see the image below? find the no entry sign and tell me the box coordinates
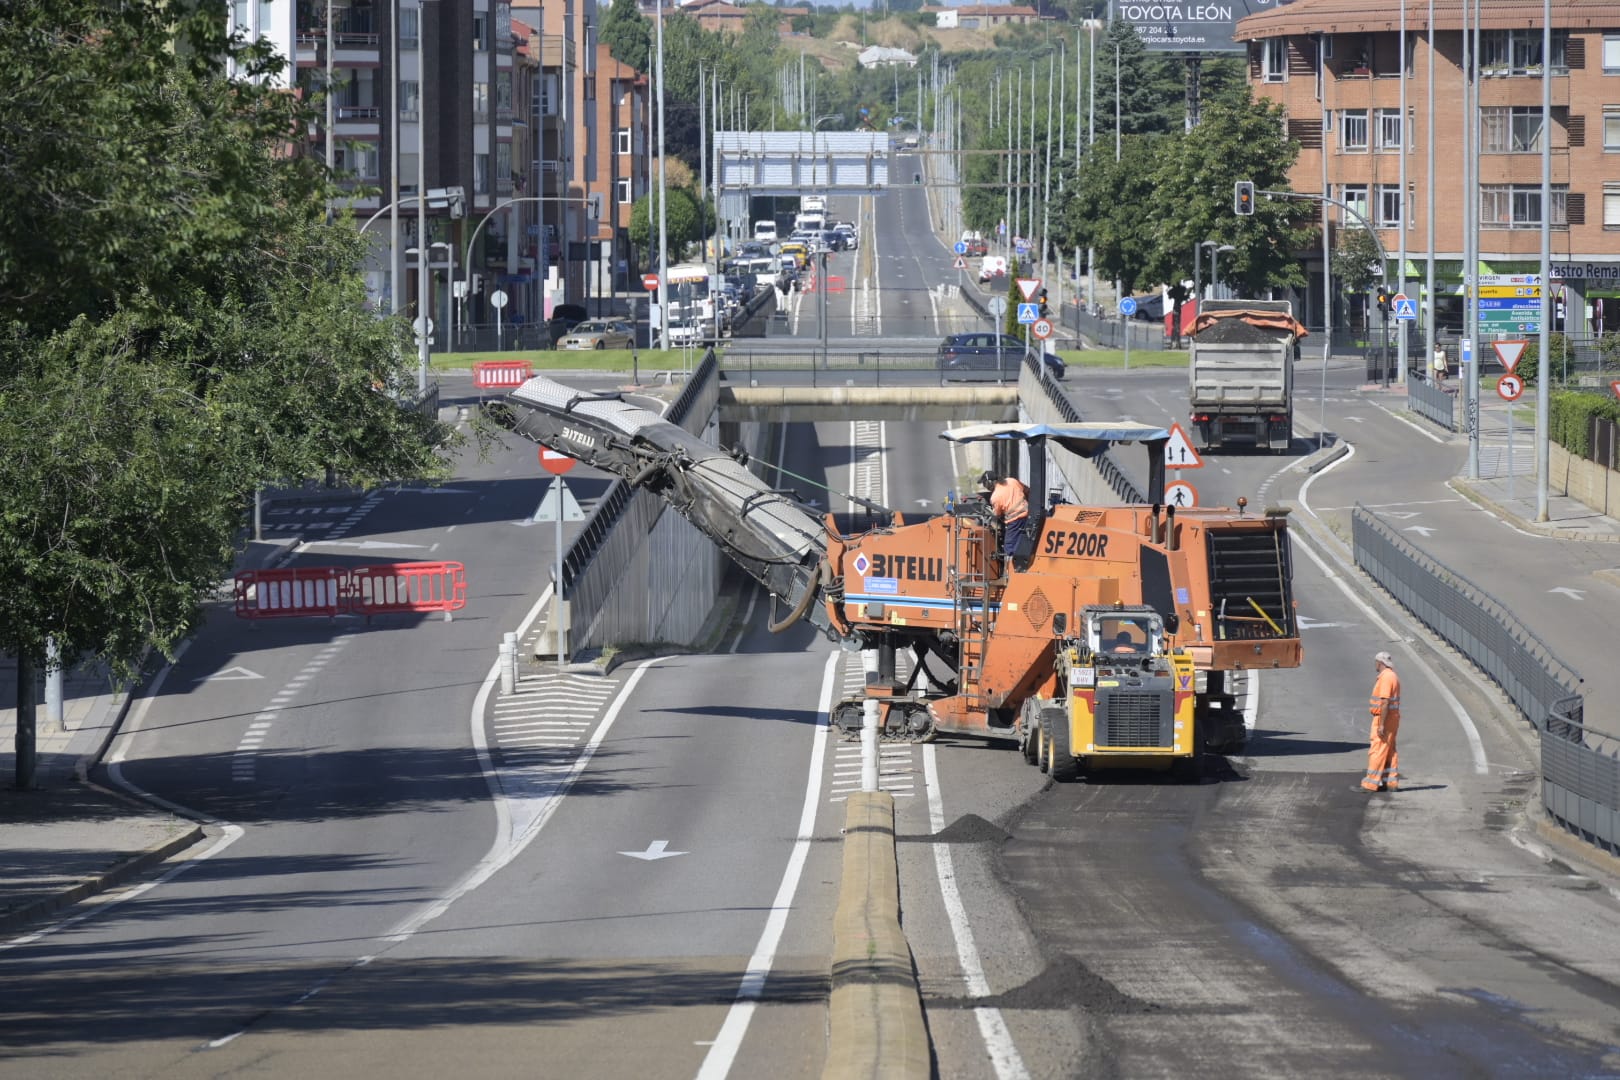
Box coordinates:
[539,447,577,475]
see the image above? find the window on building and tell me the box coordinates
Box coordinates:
[537,75,557,116]
[1342,184,1369,225]
[473,81,489,122]
[473,13,489,51]
[496,71,513,120]
[1606,106,1620,150]
[1377,184,1403,228]
[1340,110,1369,151]
[616,127,632,155]
[399,152,419,193]
[1480,106,1544,152]
[1606,35,1620,73]
[1264,38,1287,82]
[474,153,490,196]
[1480,183,1570,227]
[495,143,511,183]
[400,7,419,48]
[1605,183,1620,228]
[1376,108,1404,150]
[1481,29,1568,75]
[334,143,379,180]
[616,177,632,204]
[399,80,419,122]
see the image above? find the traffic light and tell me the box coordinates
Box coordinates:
[1234,180,1255,216]
[1376,288,1391,313]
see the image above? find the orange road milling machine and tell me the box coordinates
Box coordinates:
[503,376,1301,781]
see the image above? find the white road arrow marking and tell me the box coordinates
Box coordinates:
[1343,416,1365,423]
[619,840,688,861]
[302,540,429,551]
[1296,616,1345,630]
[1381,511,1422,520]
[1549,587,1586,601]
[1404,525,1436,537]
[916,499,932,508]
[194,667,263,682]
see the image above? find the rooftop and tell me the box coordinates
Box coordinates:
[1238,0,1618,39]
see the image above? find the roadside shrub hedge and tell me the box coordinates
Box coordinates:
[1550,390,1620,459]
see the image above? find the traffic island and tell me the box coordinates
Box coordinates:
[823,791,930,1080]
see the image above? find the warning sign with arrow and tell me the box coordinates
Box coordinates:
[1164,480,1199,508]
[1163,423,1205,469]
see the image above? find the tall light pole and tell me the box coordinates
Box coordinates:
[1536,0,1551,518]
[1424,0,1435,380]
[1202,242,1234,300]
[416,1,433,392]
[655,0,669,350]
[390,0,400,315]
[1397,0,1408,387]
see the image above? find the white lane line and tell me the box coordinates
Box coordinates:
[923,744,1030,1079]
[1298,439,1356,518]
[1289,527,1488,774]
[695,651,838,1080]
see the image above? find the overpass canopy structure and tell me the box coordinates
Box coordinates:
[714,131,890,195]
[941,421,1171,459]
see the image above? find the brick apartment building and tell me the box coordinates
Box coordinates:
[231,0,648,334]
[1238,0,1620,339]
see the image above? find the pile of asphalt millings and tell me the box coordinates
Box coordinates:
[1194,316,1291,345]
[934,955,1160,1015]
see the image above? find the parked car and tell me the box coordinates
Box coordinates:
[936,332,1065,381]
[559,318,635,350]
[545,303,589,348]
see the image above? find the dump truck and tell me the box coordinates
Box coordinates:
[501,379,1302,779]
[1187,300,1308,453]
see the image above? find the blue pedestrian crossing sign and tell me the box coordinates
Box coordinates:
[1393,294,1417,320]
[1016,302,1040,324]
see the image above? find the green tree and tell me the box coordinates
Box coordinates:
[0,0,463,735]
[1332,227,1386,297]
[629,187,705,261]
[600,0,652,72]
[1055,135,1167,296]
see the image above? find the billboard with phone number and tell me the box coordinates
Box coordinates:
[1112,0,1279,53]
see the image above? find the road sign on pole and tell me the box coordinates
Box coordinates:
[987,296,1008,317]
[1031,318,1054,340]
[1492,340,1528,372]
[539,447,577,475]
[1164,480,1199,508]
[1164,423,1205,469]
[641,273,660,292]
[1393,295,1417,321]
[954,241,968,256]
[1016,278,1042,302]
[1016,302,1040,325]
[953,255,967,270]
[1497,373,1525,402]
[1118,297,1138,317]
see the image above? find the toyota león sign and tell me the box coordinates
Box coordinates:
[1113,0,1276,53]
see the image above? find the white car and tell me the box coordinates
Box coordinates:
[753,220,777,243]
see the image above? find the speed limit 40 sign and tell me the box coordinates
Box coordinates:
[1030,318,1054,340]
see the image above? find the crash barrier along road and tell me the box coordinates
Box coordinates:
[233,562,468,621]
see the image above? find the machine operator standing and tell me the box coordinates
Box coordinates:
[1362,650,1402,792]
[979,471,1030,557]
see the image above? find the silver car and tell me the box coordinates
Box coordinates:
[559,319,635,350]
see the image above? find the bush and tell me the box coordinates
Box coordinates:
[1549,390,1620,459]
[1516,332,1573,384]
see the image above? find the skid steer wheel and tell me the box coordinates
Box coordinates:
[1041,708,1080,783]
[1019,700,1042,765]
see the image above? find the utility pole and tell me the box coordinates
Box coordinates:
[1043,51,1054,291]
[656,0,669,350]
[1424,0,1436,379]
[1396,0,1408,387]
[1537,0,1551,519]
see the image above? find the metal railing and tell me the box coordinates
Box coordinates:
[1352,505,1615,855]
[719,349,960,386]
[1021,354,1145,503]
[1061,302,1168,352]
[1406,370,1457,432]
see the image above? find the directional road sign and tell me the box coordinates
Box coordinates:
[954,241,968,255]
[1163,423,1204,469]
[1393,295,1417,321]
[953,255,967,270]
[1164,480,1199,508]
[1031,318,1054,340]
[1119,297,1138,317]
[1016,278,1042,302]
[1496,373,1525,402]
[1492,339,1527,372]
[987,296,1008,316]
[540,447,577,475]
[642,273,660,292]
[1016,302,1040,325]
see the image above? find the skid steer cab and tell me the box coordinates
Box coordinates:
[1019,604,1202,783]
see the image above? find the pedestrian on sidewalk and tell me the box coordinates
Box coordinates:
[1432,344,1448,389]
[1362,650,1402,792]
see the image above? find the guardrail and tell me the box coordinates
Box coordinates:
[1061,301,1168,352]
[1019,354,1147,505]
[1406,370,1458,432]
[1351,506,1614,856]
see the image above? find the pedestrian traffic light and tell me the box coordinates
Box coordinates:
[1233,180,1255,216]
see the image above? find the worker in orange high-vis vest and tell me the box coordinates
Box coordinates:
[989,474,1030,556]
[1362,650,1401,792]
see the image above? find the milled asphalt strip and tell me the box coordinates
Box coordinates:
[1293,443,1489,774]
[695,650,839,1080]
[923,745,1030,1079]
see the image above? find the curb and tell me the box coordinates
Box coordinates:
[823,792,930,1080]
[0,821,205,937]
[1448,478,1620,544]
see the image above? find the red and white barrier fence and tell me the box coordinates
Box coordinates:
[234,562,467,620]
[473,360,534,389]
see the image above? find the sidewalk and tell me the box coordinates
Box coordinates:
[0,536,297,936]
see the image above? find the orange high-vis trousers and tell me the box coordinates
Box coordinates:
[1362,716,1401,791]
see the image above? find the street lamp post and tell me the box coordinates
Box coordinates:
[1200,241,1234,300]
[461,194,591,344]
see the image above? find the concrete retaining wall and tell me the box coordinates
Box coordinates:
[1551,442,1620,517]
[1017,364,1138,504]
